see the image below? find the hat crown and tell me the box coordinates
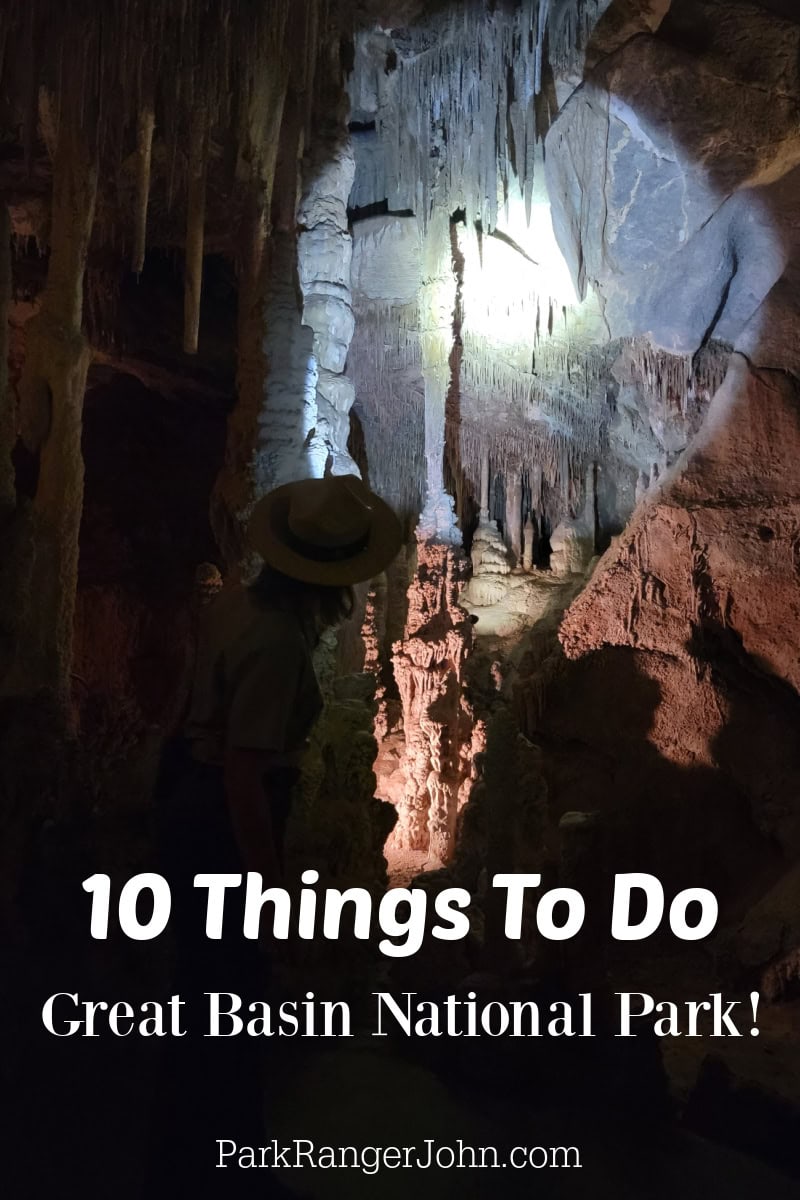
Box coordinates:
[287,475,372,550]
[246,471,402,585]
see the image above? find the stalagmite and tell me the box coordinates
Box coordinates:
[549,464,596,578]
[361,580,389,742]
[183,106,207,355]
[636,470,649,504]
[391,543,474,863]
[131,105,155,275]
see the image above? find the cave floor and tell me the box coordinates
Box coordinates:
[267,1037,798,1200]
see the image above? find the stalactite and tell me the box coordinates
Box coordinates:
[381,4,536,228]
[131,103,155,275]
[6,93,98,701]
[535,0,550,95]
[183,105,207,355]
[3,0,299,343]
[0,205,13,514]
[208,0,346,572]
[0,0,310,695]
[616,336,732,469]
[210,7,292,566]
[376,0,603,232]
[620,336,730,412]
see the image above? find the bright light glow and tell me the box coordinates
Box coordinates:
[460,193,581,347]
[495,195,580,308]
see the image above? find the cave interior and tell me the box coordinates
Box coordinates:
[2,0,800,1196]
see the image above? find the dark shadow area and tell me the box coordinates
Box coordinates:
[5,634,800,1198]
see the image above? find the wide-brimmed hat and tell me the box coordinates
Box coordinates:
[247,474,403,586]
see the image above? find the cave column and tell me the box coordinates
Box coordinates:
[390,214,474,867]
[479,450,490,521]
[523,514,535,571]
[297,37,358,479]
[504,465,523,566]
[212,6,359,572]
[418,213,459,543]
[3,102,98,700]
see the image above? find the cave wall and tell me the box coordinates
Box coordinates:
[532,2,800,935]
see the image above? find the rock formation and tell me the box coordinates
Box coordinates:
[389,540,474,868]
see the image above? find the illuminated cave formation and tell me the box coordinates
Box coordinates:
[3,2,800,1177]
[344,5,739,871]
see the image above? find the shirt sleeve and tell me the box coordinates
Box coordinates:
[224,631,305,754]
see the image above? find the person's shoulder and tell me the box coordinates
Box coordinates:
[242,594,309,660]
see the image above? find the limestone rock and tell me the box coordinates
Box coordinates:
[735,864,800,999]
[545,6,800,351]
[349,128,387,212]
[551,0,672,108]
[559,353,800,856]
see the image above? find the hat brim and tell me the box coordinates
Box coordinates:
[247,481,404,586]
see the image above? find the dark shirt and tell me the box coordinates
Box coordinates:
[185,585,323,765]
